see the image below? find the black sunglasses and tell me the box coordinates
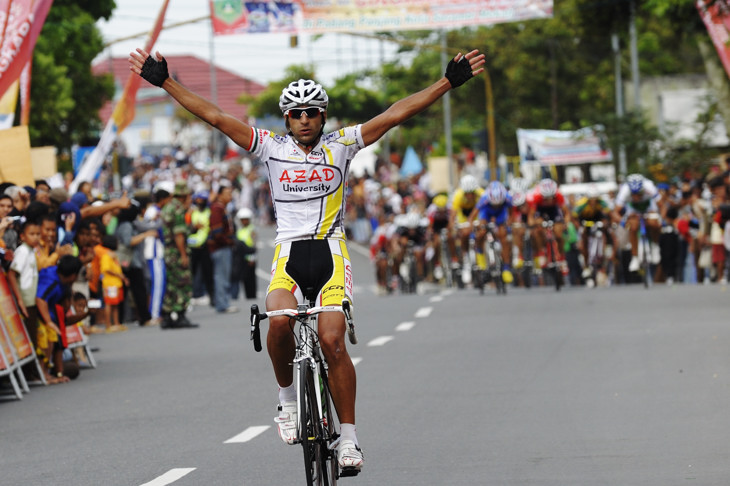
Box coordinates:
[287,107,323,119]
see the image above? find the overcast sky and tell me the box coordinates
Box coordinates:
[94,0,400,87]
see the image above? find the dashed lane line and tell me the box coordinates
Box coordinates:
[351,357,362,366]
[395,321,416,332]
[224,425,271,444]
[429,295,443,303]
[367,336,394,347]
[139,468,196,486]
[414,306,433,318]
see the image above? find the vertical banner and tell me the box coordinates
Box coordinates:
[0,78,17,129]
[70,0,170,193]
[0,0,55,100]
[697,0,730,80]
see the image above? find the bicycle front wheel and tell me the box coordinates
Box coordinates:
[299,363,316,486]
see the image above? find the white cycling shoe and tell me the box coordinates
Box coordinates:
[275,401,298,445]
[334,439,364,474]
[628,256,640,272]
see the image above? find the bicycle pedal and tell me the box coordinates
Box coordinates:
[339,467,361,477]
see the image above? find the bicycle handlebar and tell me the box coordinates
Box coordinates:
[250,300,357,352]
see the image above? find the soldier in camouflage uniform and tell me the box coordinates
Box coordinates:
[160,181,198,329]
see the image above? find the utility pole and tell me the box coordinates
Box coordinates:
[612,33,628,178]
[209,21,219,164]
[441,31,455,192]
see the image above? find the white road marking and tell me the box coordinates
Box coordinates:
[429,295,443,303]
[367,336,394,347]
[256,268,271,282]
[347,242,371,258]
[351,357,362,366]
[224,425,271,444]
[139,468,196,486]
[396,321,416,332]
[414,306,433,318]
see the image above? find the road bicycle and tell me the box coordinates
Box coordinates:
[542,220,564,291]
[637,215,657,289]
[250,298,358,485]
[582,220,605,288]
[517,223,534,288]
[483,222,506,295]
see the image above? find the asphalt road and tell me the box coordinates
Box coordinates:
[2,228,729,485]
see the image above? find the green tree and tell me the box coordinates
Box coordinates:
[29,0,116,159]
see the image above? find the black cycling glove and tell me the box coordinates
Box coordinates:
[140,55,169,87]
[445,56,473,89]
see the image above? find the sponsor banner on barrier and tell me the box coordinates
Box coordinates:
[0,320,14,371]
[0,271,33,360]
[65,323,84,347]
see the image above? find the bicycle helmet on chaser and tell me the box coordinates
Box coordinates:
[537,178,558,198]
[432,194,449,209]
[510,190,526,206]
[486,181,507,205]
[626,173,644,194]
[460,174,480,193]
[279,79,329,114]
[510,177,530,193]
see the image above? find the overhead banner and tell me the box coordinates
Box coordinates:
[697,0,730,80]
[210,0,553,35]
[0,0,55,100]
[516,126,612,166]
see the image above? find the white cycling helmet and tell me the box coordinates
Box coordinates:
[236,207,254,220]
[510,177,529,193]
[486,181,507,205]
[511,190,526,206]
[585,184,601,199]
[279,79,329,113]
[538,178,558,198]
[460,174,480,193]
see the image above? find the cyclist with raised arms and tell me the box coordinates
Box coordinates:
[449,174,484,274]
[469,181,514,282]
[612,173,662,273]
[129,46,485,474]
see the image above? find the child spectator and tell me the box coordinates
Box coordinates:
[87,218,107,329]
[36,213,73,270]
[8,219,41,379]
[35,255,83,384]
[100,234,129,333]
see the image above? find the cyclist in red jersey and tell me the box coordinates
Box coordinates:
[528,178,570,264]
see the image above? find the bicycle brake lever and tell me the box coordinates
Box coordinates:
[341,300,358,345]
[250,304,262,352]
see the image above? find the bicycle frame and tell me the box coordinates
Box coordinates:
[250,300,357,485]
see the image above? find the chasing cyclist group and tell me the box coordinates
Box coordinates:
[367,168,730,293]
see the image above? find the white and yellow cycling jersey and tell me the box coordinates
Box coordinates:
[247,125,364,244]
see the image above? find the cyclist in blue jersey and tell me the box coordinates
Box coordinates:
[130,46,485,474]
[470,181,513,282]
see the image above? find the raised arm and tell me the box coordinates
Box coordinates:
[129,48,255,150]
[361,49,485,147]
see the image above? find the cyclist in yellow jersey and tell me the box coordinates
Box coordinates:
[449,174,484,268]
[130,46,485,474]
